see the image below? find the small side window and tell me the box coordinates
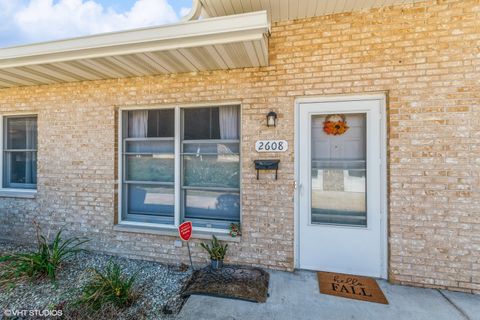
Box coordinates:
[3,116,38,189]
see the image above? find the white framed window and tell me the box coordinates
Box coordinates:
[119,105,241,230]
[0,115,38,190]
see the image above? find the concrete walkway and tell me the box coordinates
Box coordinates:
[177,270,480,320]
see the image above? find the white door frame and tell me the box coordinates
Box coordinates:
[294,93,388,279]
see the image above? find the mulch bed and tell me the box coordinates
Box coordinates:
[0,240,192,320]
[182,265,270,303]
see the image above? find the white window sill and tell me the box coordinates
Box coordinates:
[113,223,241,242]
[0,189,37,199]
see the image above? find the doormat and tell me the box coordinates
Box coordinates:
[317,271,388,304]
[182,265,269,303]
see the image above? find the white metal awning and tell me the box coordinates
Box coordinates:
[0,11,269,88]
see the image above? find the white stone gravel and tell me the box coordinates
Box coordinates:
[0,240,192,319]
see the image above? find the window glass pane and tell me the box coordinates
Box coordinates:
[6,117,37,150]
[183,155,240,188]
[147,109,174,137]
[311,113,367,227]
[184,190,240,223]
[208,107,219,139]
[183,142,239,154]
[183,107,220,140]
[4,151,37,187]
[126,155,174,182]
[126,140,174,153]
[123,109,176,225]
[126,184,174,224]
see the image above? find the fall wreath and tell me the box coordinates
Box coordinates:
[323,114,349,136]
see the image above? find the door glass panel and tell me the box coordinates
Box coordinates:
[311,113,367,227]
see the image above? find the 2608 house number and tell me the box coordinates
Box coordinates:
[255,140,288,152]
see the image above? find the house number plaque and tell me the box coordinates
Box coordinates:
[255,140,288,152]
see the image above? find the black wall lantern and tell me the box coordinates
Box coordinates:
[266,111,277,127]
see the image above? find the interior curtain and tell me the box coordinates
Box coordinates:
[219,106,238,140]
[128,110,148,138]
[128,110,149,154]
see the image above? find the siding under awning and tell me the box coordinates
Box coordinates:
[0,11,269,89]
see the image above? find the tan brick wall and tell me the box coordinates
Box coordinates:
[0,0,479,293]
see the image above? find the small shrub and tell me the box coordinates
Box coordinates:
[77,261,139,311]
[200,235,228,260]
[229,223,242,237]
[0,227,88,285]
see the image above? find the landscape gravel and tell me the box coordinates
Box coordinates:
[0,240,192,319]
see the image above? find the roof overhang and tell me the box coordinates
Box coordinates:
[0,10,270,88]
[199,0,427,22]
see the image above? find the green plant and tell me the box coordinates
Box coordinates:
[200,235,228,260]
[229,223,242,237]
[77,261,139,310]
[0,225,88,285]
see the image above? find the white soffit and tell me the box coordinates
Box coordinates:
[200,0,427,22]
[0,11,270,88]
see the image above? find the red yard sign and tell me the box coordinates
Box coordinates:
[178,221,194,270]
[178,221,192,241]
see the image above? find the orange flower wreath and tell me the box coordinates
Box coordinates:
[323,114,349,136]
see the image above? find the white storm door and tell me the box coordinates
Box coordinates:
[297,97,385,278]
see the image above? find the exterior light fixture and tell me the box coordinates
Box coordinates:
[267,111,277,127]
